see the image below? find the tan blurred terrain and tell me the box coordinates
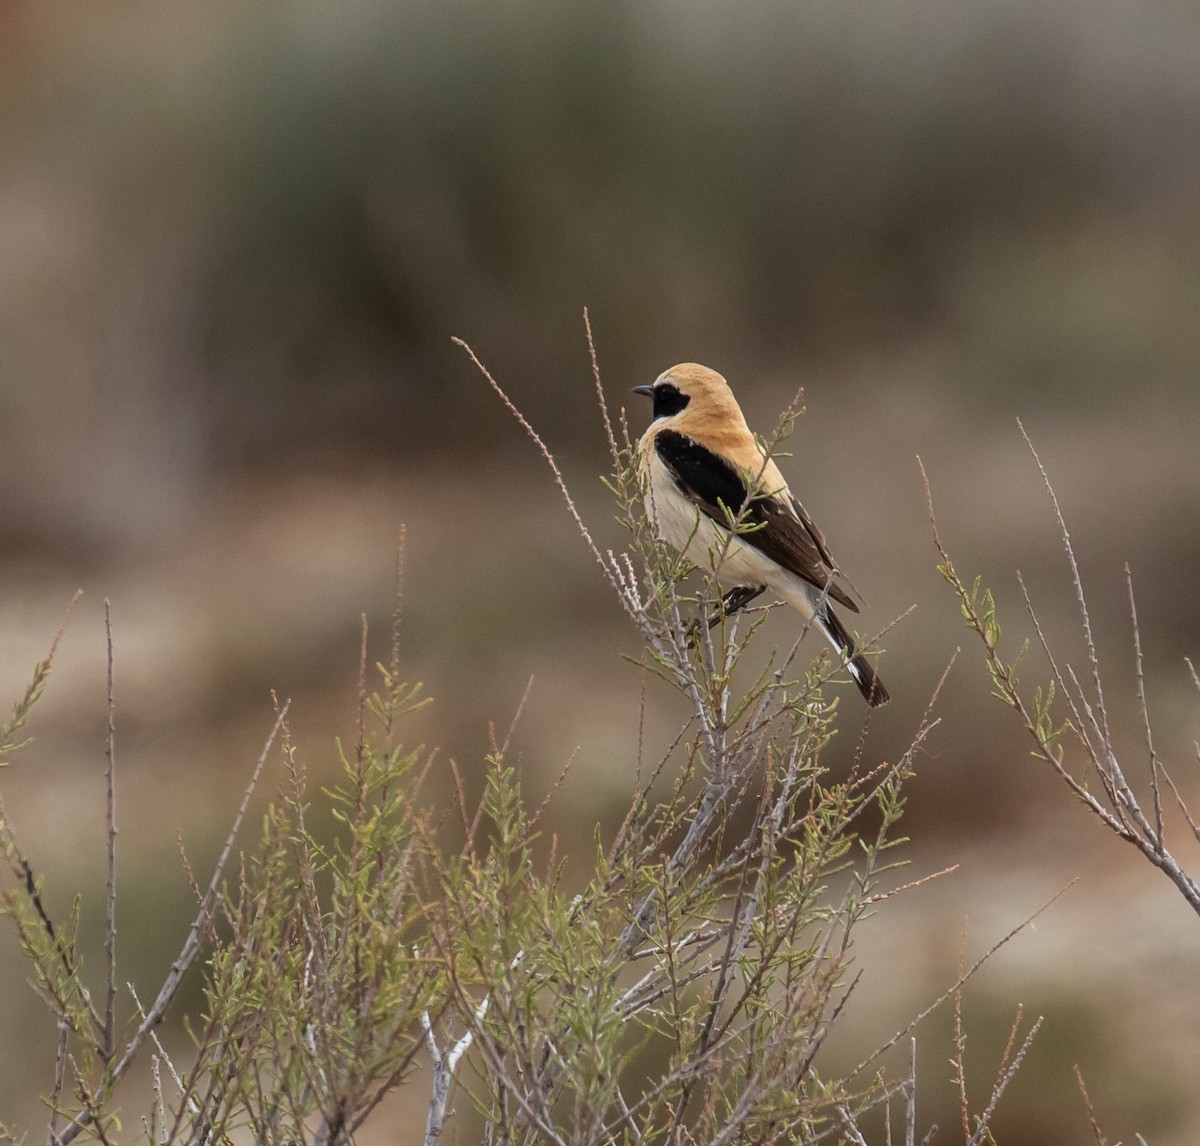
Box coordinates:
[2,2,1200,1142]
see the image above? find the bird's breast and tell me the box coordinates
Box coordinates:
[644,453,771,587]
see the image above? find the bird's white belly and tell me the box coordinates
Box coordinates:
[646,464,770,588]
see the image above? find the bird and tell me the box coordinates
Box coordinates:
[632,363,889,707]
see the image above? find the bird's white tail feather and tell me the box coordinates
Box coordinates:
[773,578,889,707]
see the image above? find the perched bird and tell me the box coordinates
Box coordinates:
[633,363,889,707]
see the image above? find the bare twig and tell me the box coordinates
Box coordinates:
[583,308,622,473]
[454,336,628,612]
[391,525,407,683]
[1074,1065,1108,1146]
[1126,566,1164,849]
[496,675,536,762]
[1018,419,1113,757]
[47,1020,69,1146]
[952,930,970,1139]
[851,882,1074,1080]
[964,1017,1041,1142]
[102,602,118,1061]
[356,612,370,762]
[834,1105,870,1146]
[906,1038,918,1146]
[54,703,289,1146]
[421,1008,480,1146]
[127,982,197,1115]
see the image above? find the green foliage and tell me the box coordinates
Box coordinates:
[937,561,1046,722]
[930,436,1200,929]
[0,620,127,1142]
[0,663,46,767]
[188,678,441,1142]
[417,693,913,1144]
[937,548,1076,779]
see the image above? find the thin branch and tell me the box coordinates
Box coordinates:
[1074,1065,1108,1146]
[54,703,289,1146]
[422,1008,481,1146]
[965,1015,1042,1146]
[102,602,118,1061]
[47,1020,69,1146]
[391,524,407,683]
[866,865,959,906]
[127,982,197,1116]
[1016,573,1108,796]
[0,798,105,1037]
[583,308,622,473]
[906,1038,917,1146]
[952,929,970,1140]
[850,881,1075,1080]
[834,1106,869,1146]
[1126,565,1164,849]
[0,590,81,764]
[497,675,535,762]
[1018,429,1154,845]
[356,611,370,763]
[454,336,628,612]
[1018,419,1113,760]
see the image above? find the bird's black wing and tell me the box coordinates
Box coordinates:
[654,429,858,612]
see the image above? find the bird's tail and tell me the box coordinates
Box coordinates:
[817,604,890,708]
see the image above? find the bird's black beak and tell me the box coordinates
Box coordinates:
[631,384,655,398]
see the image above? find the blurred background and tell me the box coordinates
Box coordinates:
[2,0,1199,1140]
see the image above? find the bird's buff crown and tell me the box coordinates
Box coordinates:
[652,363,750,441]
[657,363,734,403]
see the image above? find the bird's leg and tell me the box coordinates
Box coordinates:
[683,585,769,649]
[685,584,768,646]
[707,584,766,629]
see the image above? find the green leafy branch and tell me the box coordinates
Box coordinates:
[921,429,1200,919]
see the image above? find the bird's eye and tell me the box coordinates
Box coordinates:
[652,382,689,419]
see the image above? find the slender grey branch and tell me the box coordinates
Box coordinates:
[835,1106,869,1146]
[53,703,288,1146]
[102,601,118,1061]
[1020,426,1162,851]
[455,336,631,617]
[46,1020,69,1146]
[583,307,622,477]
[850,883,1074,1081]
[906,1038,917,1146]
[1019,419,1114,759]
[1126,566,1164,849]
[128,982,197,1116]
[421,1006,482,1146]
[965,1016,1043,1146]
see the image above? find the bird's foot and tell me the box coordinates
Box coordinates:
[705,584,767,629]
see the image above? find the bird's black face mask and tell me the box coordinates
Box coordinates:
[633,381,690,419]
